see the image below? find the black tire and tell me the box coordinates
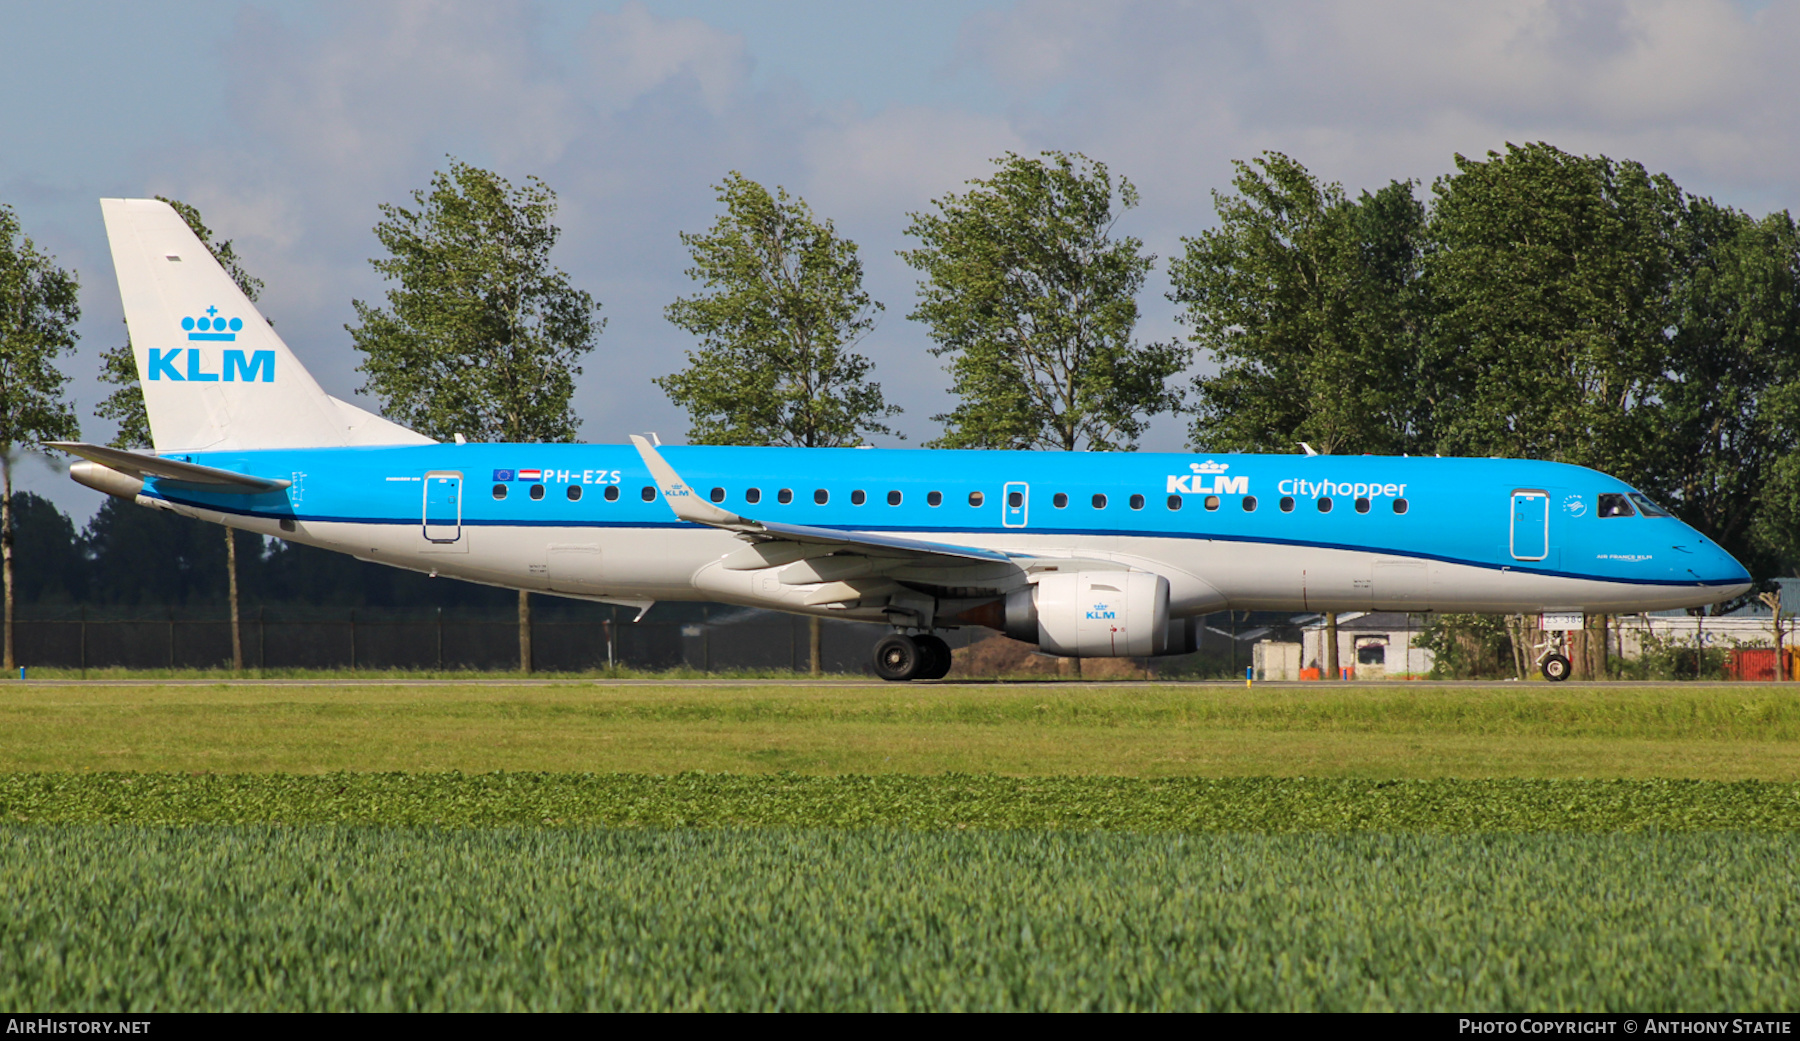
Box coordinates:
[915,634,953,680]
[873,634,922,682]
[1541,654,1572,682]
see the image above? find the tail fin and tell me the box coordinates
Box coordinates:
[100,198,432,451]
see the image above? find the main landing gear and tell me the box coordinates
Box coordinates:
[873,632,953,682]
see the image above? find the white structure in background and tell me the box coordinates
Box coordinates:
[1299,612,1437,678]
[1612,613,1780,655]
[1253,640,1302,680]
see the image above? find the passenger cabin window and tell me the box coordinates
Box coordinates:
[1354,497,1371,514]
[1317,497,1333,513]
[1204,495,1220,511]
[1167,495,1183,510]
[567,485,582,502]
[969,491,985,507]
[887,490,902,506]
[1280,496,1295,513]
[927,491,942,507]
[710,487,725,503]
[1243,496,1258,512]
[1053,493,1069,509]
[530,484,545,501]
[1007,491,1022,509]
[605,485,620,502]
[1129,494,1145,510]
[1092,493,1108,509]
[814,489,829,505]
[852,490,866,505]
[744,487,761,505]
[1597,493,1636,518]
[492,484,508,500]
[778,488,794,504]
[1629,492,1671,517]
[641,486,656,502]
[1392,498,1408,514]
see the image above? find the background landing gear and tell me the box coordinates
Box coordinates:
[872,632,953,681]
[1541,654,1571,682]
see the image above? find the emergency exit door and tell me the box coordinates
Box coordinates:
[1003,482,1029,528]
[424,471,463,543]
[1510,489,1548,561]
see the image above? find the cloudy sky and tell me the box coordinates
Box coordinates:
[3,0,1797,521]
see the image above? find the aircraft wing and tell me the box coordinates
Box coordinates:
[47,442,292,494]
[629,435,1014,567]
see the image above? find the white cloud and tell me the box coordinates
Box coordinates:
[958,0,1800,213]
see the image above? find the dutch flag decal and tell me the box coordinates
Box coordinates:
[518,469,543,482]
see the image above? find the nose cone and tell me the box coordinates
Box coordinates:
[1700,544,1753,602]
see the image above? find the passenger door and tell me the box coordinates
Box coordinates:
[1510,489,1548,561]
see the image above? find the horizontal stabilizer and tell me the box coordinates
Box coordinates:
[47,442,291,494]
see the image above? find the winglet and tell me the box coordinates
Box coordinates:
[629,435,758,530]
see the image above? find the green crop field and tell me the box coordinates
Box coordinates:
[4,826,1798,1011]
[3,680,1798,1011]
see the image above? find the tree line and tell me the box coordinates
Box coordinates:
[2,141,1797,657]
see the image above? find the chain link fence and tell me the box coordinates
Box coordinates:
[9,605,994,674]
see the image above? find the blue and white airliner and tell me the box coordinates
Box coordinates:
[57,199,1753,681]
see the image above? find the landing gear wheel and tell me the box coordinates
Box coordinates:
[874,634,923,681]
[1541,654,1572,682]
[915,634,953,680]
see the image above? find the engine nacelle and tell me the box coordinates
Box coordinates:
[1027,571,1171,657]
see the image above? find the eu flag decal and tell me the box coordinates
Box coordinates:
[492,469,515,482]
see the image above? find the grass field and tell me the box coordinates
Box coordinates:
[4,679,1800,778]
[5,679,1799,1011]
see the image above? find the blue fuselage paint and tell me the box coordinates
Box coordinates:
[143,444,1752,593]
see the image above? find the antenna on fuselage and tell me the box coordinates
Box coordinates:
[1299,442,1319,457]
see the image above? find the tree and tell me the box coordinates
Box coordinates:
[1649,202,1800,581]
[1422,143,1682,473]
[1170,152,1429,455]
[96,196,266,670]
[657,172,899,448]
[659,172,901,675]
[0,203,80,669]
[349,158,603,672]
[901,151,1186,451]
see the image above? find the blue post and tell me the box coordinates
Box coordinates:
[1245,665,1253,688]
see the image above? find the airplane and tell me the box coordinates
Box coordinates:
[54,198,1755,682]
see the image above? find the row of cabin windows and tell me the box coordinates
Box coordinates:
[492,483,627,502]
[490,482,1411,516]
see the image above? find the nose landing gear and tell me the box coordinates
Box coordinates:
[872,632,954,681]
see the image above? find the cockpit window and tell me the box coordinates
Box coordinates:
[1597,493,1636,518]
[1628,492,1671,518]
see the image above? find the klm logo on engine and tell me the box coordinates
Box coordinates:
[1086,602,1116,621]
[147,348,275,382]
[1167,460,1247,495]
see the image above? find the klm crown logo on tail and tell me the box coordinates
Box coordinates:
[182,305,243,341]
[150,306,274,382]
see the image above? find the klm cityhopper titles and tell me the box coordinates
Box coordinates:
[58,199,1752,681]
